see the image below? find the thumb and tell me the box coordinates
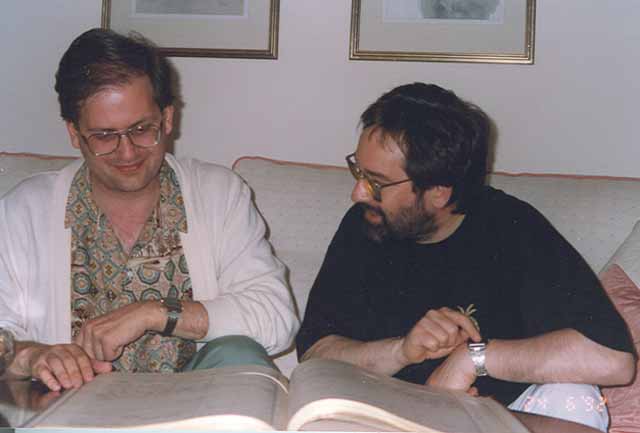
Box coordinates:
[467,386,479,397]
[91,359,113,374]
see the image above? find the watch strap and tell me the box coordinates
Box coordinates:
[468,340,488,377]
[160,297,182,337]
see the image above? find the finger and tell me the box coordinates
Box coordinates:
[99,332,125,362]
[104,344,124,362]
[417,316,451,347]
[35,367,62,392]
[410,327,443,353]
[93,335,105,362]
[440,309,482,342]
[67,344,96,382]
[55,350,86,388]
[91,359,113,374]
[452,330,471,347]
[84,322,105,361]
[467,386,479,397]
[43,356,74,389]
[422,310,464,347]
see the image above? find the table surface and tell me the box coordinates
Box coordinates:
[0,379,602,432]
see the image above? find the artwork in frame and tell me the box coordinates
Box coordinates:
[101,0,280,59]
[350,0,536,64]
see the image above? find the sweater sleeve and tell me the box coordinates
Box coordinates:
[0,192,28,341]
[0,178,49,342]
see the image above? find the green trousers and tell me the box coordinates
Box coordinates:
[181,335,277,371]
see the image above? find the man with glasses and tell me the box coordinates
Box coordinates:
[296,83,634,431]
[0,28,298,391]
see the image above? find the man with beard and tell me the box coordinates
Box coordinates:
[295,83,635,431]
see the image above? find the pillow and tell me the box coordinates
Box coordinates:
[602,221,640,283]
[599,259,640,432]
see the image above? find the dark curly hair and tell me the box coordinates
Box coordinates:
[55,28,174,124]
[360,82,490,213]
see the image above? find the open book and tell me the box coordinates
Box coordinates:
[25,358,529,432]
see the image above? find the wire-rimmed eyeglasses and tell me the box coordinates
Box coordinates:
[345,152,412,202]
[78,119,163,157]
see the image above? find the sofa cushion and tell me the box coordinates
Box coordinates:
[0,152,76,198]
[599,222,640,433]
[232,157,354,316]
[232,157,354,376]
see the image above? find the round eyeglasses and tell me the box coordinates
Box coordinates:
[345,152,412,202]
[78,120,163,157]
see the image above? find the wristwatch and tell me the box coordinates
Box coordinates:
[160,297,182,337]
[468,340,488,377]
[0,328,16,377]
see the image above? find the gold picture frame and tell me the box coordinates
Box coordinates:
[350,0,536,64]
[101,0,280,59]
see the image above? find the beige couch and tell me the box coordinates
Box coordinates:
[2,152,640,431]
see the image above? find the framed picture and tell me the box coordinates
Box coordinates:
[350,0,536,64]
[101,0,280,59]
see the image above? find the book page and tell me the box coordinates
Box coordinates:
[286,359,530,433]
[25,365,290,430]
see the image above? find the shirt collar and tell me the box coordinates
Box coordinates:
[64,161,188,233]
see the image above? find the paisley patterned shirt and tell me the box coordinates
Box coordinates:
[65,162,196,372]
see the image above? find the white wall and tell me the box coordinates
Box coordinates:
[2,1,639,177]
[1,1,101,157]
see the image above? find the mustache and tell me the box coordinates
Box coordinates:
[359,203,384,217]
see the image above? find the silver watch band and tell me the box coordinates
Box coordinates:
[468,341,488,377]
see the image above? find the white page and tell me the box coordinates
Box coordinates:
[286,359,529,433]
[26,365,289,430]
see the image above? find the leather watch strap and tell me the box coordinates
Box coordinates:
[160,297,182,337]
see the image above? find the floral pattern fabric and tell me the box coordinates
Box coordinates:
[65,162,195,372]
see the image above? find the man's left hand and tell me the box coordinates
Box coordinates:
[425,343,477,392]
[74,301,160,361]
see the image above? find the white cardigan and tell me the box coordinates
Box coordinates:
[0,155,299,355]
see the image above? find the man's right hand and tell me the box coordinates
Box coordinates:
[10,341,112,391]
[299,307,482,377]
[398,307,482,365]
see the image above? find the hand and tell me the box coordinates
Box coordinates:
[12,342,112,392]
[74,301,160,362]
[399,307,481,365]
[425,343,477,392]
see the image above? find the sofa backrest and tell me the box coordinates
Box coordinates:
[0,152,76,197]
[234,157,640,308]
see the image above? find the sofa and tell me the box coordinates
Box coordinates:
[1,151,640,432]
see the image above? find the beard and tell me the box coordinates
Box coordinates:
[360,196,438,243]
